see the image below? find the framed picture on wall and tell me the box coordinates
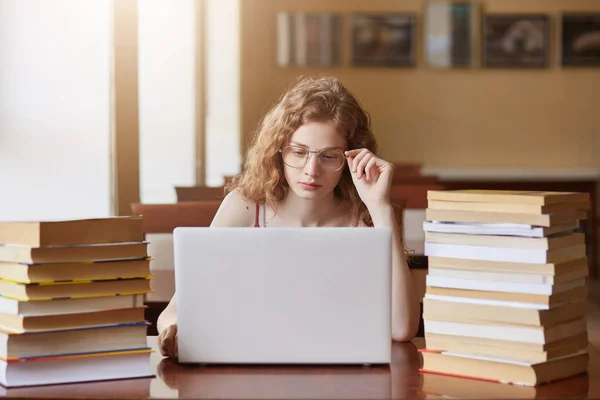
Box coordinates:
[424,0,478,68]
[482,14,551,68]
[561,13,600,67]
[351,13,417,67]
[277,12,342,67]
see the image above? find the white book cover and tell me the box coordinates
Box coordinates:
[423,221,578,238]
[0,351,152,387]
[428,267,556,285]
[423,293,551,310]
[424,242,585,264]
[425,275,585,295]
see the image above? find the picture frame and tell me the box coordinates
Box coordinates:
[482,14,551,69]
[423,0,478,68]
[276,12,342,68]
[561,13,600,67]
[351,13,417,67]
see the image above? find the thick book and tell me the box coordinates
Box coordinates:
[0,217,144,247]
[0,258,151,284]
[422,220,579,238]
[426,208,587,227]
[425,231,585,250]
[0,349,153,387]
[427,264,588,285]
[424,332,589,363]
[0,242,149,264]
[419,348,589,387]
[0,374,151,396]
[427,190,590,206]
[424,292,553,310]
[0,294,145,316]
[427,256,588,275]
[425,275,586,295]
[0,307,147,333]
[0,323,149,360]
[423,297,586,326]
[422,317,587,345]
[427,199,589,214]
[0,277,152,301]
[425,285,587,307]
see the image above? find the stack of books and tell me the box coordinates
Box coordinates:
[420,190,591,387]
[0,217,154,387]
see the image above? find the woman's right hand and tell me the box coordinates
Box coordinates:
[158,324,178,358]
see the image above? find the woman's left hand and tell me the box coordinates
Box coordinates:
[345,149,394,209]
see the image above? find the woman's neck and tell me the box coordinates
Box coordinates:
[276,189,343,227]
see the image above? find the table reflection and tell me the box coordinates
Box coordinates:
[155,340,422,399]
[0,337,593,399]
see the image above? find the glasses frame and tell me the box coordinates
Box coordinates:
[279,145,348,172]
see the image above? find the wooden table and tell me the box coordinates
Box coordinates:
[0,336,596,399]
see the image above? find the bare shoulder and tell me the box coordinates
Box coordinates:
[210,189,257,227]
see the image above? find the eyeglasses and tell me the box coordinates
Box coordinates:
[280,145,347,172]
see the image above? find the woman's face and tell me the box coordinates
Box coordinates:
[282,121,348,201]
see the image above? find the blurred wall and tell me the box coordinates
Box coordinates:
[205,0,242,186]
[138,0,197,203]
[0,0,113,220]
[241,0,600,169]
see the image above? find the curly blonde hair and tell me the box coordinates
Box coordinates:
[226,76,378,226]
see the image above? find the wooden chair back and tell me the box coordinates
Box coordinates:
[392,163,422,178]
[390,183,445,209]
[130,201,222,233]
[175,186,226,202]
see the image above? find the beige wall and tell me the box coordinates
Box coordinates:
[241,0,600,169]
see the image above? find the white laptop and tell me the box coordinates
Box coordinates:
[173,227,392,365]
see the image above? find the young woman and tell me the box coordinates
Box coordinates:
[157,76,420,358]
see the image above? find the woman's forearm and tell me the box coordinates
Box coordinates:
[369,204,420,341]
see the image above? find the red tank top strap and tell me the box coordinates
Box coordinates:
[254,203,260,227]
